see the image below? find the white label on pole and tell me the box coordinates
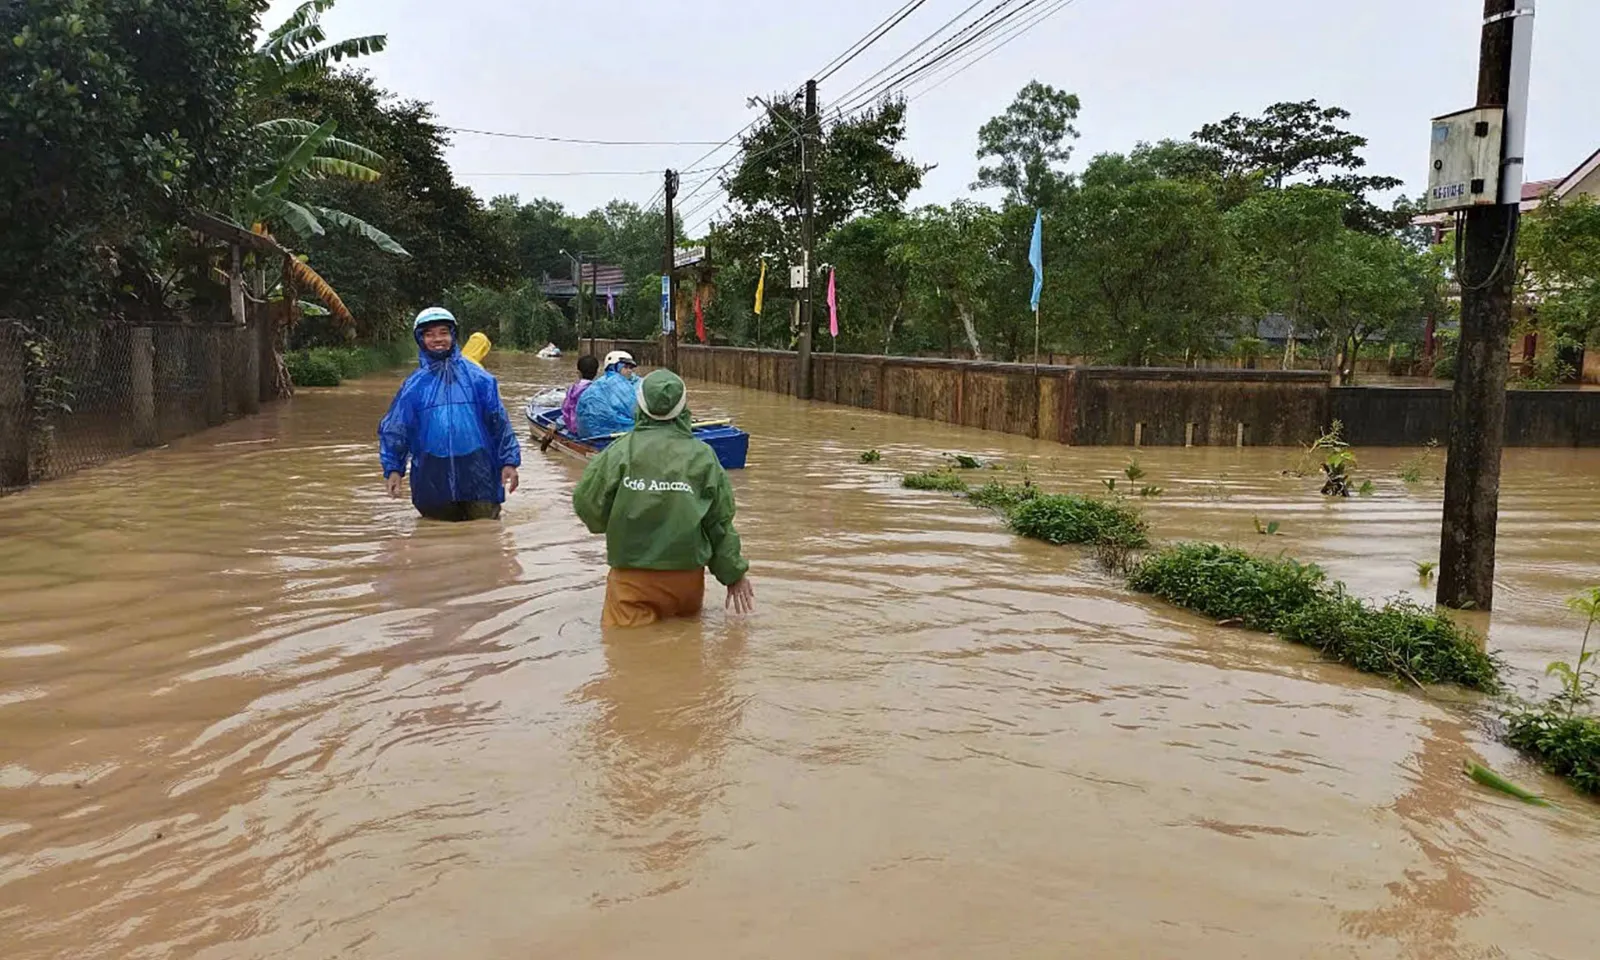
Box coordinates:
[789,265,807,289]
[660,275,672,334]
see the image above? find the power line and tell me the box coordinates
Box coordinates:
[906,0,1083,104]
[446,126,726,146]
[827,0,995,109]
[834,0,1043,117]
[814,0,934,83]
[459,164,720,178]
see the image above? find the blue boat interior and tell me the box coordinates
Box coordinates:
[527,406,750,470]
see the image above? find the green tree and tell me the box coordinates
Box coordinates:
[1309,231,1430,384]
[1055,157,1241,365]
[1,0,266,320]
[249,0,385,100]
[821,212,910,354]
[718,95,923,281]
[1193,100,1403,232]
[1520,195,1600,359]
[893,201,1002,359]
[1227,186,1349,365]
[973,80,1081,210]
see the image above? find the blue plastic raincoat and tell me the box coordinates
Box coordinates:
[573,368,639,439]
[378,319,521,511]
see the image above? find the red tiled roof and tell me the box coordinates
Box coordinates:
[1523,177,1562,201]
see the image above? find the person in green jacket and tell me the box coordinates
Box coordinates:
[572,369,755,627]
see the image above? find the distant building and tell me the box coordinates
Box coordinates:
[540,263,627,303]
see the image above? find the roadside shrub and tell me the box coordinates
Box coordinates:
[1504,710,1600,795]
[902,470,969,493]
[1128,543,1325,631]
[286,350,342,388]
[1009,494,1148,547]
[1277,593,1501,692]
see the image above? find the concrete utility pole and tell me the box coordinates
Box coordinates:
[1437,0,1536,612]
[662,169,680,372]
[795,79,819,400]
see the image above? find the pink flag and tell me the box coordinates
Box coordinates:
[826,267,838,338]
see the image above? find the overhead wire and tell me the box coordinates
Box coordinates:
[905,0,1082,104]
[813,0,934,83]
[445,126,725,146]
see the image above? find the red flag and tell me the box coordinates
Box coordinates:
[694,290,706,343]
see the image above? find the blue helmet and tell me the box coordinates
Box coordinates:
[414,306,457,333]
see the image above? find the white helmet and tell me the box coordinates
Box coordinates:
[603,350,636,369]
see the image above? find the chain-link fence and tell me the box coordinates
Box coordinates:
[1,317,261,495]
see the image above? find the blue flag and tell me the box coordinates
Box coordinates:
[1028,209,1044,312]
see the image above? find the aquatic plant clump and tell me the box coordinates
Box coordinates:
[967,481,1040,514]
[1008,494,1149,548]
[1276,594,1501,692]
[1127,543,1326,632]
[1504,710,1600,796]
[902,470,969,493]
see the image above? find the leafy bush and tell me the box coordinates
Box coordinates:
[902,470,969,492]
[1128,543,1327,631]
[1277,594,1500,691]
[968,480,1039,514]
[1009,494,1148,547]
[1504,710,1600,795]
[286,350,342,387]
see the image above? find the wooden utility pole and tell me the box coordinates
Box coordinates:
[662,169,680,372]
[795,80,819,400]
[1437,0,1536,612]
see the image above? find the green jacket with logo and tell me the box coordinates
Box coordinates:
[571,406,749,586]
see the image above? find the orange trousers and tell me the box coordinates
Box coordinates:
[601,567,707,628]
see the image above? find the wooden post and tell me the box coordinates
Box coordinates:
[131,326,159,447]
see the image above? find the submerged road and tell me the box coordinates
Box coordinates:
[2,353,1598,958]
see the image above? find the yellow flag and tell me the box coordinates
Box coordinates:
[753,259,766,315]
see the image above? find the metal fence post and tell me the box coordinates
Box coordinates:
[131,326,159,447]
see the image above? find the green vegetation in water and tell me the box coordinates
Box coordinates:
[968,480,1040,514]
[1546,587,1600,713]
[1504,710,1600,796]
[1127,543,1499,691]
[1275,593,1500,692]
[1463,760,1552,806]
[1254,517,1282,537]
[1010,494,1149,548]
[1398,441,1440,484]
[1358,479,1376,497]
[902,470,969,493]
[1102,477,1118,494]
[1124,459,1146,483]
[860,449,881,464]
[287,343,412,388]
[949,454,985,470]
[1138,484,1163,498]
[1416,560,1438,585]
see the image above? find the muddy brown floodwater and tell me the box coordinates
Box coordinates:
[2,353,1599,959]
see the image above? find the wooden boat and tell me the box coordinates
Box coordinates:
[525,404,750,470]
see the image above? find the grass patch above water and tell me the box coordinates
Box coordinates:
[1127,543,1327,632]
[967,480,1041,513]
[1127,542,1500,692]
[1504,710,1600,796]
[902,470,970,493]
[1008,493,1149,548]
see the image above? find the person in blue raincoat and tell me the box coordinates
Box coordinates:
[379,307,522,521]
[572,349,641,439]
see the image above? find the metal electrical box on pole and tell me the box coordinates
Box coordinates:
[1426,107,1505,212]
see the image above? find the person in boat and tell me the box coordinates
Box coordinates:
[572,369,755,627]
[378,307,521,522]
[559,354,601,436]
[572,349,641,439]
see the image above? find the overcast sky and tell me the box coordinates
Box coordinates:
[266,0,1598,232]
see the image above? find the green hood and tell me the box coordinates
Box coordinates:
[633,369,693,432]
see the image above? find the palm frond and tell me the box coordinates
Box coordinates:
[265,119,339,197]
[255,195,325,240]
[295,34,387,67]
[259,22,327,61]
[254,117,322,141]
[316,135,386,168]
[307,156,383,183]
[286,257,356,328]
[264,0,337,44]
[311,206,411,257]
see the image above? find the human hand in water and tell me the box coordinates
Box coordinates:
[726,578,755,616]
[385,472,404,499]
[502,466,520,495]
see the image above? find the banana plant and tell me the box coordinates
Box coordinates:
[252,0,387,98]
